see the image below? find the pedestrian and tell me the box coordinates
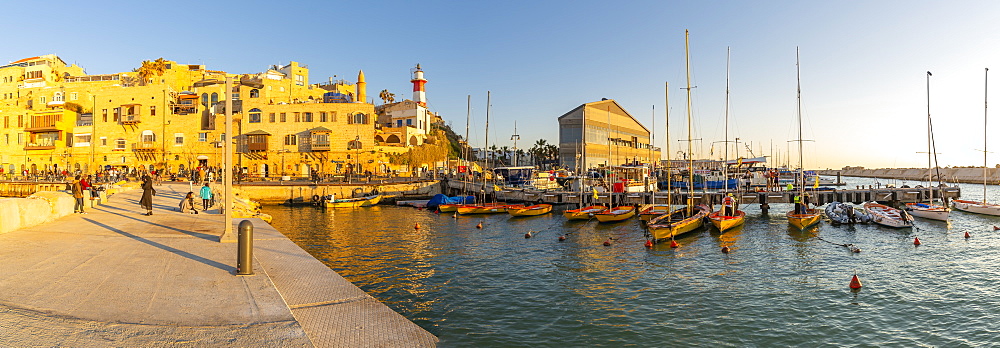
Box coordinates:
[140,175,155,216]
[179,192,199,214]
[200,182,213,212]
[71,175,86,214]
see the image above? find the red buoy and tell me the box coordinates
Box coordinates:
[603,240,612,246]
[721,246,730,253]
[645,240,653,248]
[524,232,532,239]
[414,223,420,230]
[476,222,483,229]
[558,235,567,241]
[993,225,999,230]
[849,274,863,289]
[418,207,423,210]
[669,240,679,248]
[965,231,971,239]
[913,237,921,246]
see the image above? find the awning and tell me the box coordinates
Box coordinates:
[197,155,209,160]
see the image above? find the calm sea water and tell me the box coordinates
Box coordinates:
[263,176,1000,347]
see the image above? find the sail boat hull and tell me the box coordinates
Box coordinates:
[786,210,821,230]
[905,203,950,221]
[647,205,709,242]
[708,210,746,231]
[952,199,1000,216]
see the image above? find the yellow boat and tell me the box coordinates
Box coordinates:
[322,195,381,208]
[594,206,636,223]
[563,205,607,220]
[786,209,821,230]
[647,204,709,243]
[457,203,509,215]
[638,204,673,221]
[438,204,460,212]
[708,209,746,231]
[506,204,553,216]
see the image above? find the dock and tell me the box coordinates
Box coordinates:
[0,183,438,347]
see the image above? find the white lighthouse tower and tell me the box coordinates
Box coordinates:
[411,64,427,107]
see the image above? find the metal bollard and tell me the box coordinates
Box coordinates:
[237,220,254,276]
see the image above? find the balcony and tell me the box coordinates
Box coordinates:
[132,141,157,151]
[311,142,330,151]
[120,114,141,125]
[248,142,268,151]
[26,114,62,132]
[24,144,56,150]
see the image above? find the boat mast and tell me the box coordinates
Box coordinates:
[607,106,613,207]
[650,104,655,206]
[796,47,805,202]
[485,91,491,203]
[986,68,990,204]
[724,46,731,193]
[665,82,672,210]
[926,71,933,203]
[685,29,694,215]
[464,95,470,194]
[511,120,519,166]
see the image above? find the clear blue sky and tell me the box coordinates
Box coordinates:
[4,0,1000,169]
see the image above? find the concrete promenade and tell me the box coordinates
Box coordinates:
[0,183,438,347]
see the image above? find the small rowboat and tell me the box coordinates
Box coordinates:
[506,204,553,216]
[594,206,637,223]
[904,202,950,221]
[563,205,607,220]
[322,194,381,208]
[438,204,460,212]
[864,202,913,228]
[786,208,821,230]
[638,204,673,221]
[457,203,509,215]
[951,199,1000,216]
[647,204,709,243]
[708,209,746,232]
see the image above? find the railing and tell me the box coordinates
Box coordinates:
[64,74,120,83]
[311,142,330,151]
[120,114,141,124]
[132,142,157,151]
[248,142,268,151]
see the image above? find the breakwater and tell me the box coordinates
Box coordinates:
[235,180,441,205]
[817,167,1000,184]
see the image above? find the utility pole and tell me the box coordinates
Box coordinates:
[220,76,235,242]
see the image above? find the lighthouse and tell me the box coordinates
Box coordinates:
[411,64,427,106]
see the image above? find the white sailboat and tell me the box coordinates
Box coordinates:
[906,71,950,221]
[953,67,1000,215]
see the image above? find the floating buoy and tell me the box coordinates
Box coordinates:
[849,274,863,289]
[965,231,971,239]
[669,240,679,248]
[476,222,483,229]
[414,223,420,230]
[453,213,458,219]
[435,210,440,214]
[524,231,533,239]
[993,225,999,231]
[645,240,653,248]
[913,237,921,246]
[603,239,612,246]
[721,246,730,253]
[418,207,423,210]
[558,235,567,241]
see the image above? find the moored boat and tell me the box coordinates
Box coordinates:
[638,204,673,221]
[708,209,745,231]
[594,206,636,223]
[457,203,509,215]
[824,201,871,224]
[506,204,553,216]
[563,205,607,220]
[647,204,709,242]
[322,194,381,208]
[864,202,914,228]
[786,208,822,230]
[951,199,1000,216]
[904,202,950,221]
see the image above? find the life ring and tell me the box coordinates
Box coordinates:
[371,188,380,196]
[352,187,364,197]
[312,194,321,202]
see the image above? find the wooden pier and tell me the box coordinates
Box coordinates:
[444,179,961,211]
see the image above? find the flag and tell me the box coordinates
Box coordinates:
[737,157,743,166]
[813,175,820,189]
[592,188,599,200]
[494,184,501,192]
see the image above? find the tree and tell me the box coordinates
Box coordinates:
[379,89,396,104]
[498,146,511,166]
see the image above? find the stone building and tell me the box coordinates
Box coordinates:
[557,99,660,170]
[0,55,437,178]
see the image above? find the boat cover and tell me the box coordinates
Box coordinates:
[427,194,475,209]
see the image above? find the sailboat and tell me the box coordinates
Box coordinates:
[458,91,508,215]
[594,106,636,223]
[785,47,822,230]
[647,30,708,242]
[440,95,475,213]
[708,47,746,231]
[639,103,670,220]
[905,71,950,221]
[952,68,1000,215]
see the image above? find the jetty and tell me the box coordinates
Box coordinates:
[0,183,437,347]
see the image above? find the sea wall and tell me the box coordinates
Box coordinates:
[817,167,1000,184]
[236,180,441,204]
[0,189,110,234]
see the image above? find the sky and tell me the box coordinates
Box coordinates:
[4,0,1000,169]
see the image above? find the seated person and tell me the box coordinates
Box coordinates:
[179,192,199,214]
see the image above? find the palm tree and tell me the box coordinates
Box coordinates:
[489,145,499,164]
[499,146,511,166]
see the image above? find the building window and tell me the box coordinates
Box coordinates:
[115,138,126,150]
[53,92,63,102]
[141,130,155,143]
[284,134,297,145]
[201,93,209,106]
[18,133,23,145]
[294,112,301,122]
[40,96,47,104]
[397,120,403,127]
[18,115,23,127]
[102,109,108,122]
[174,133,184,145]
[232,93,239,101]
[100,137,107,146]
[406,119,412,126]
[113,108,120,122]
[150,106,156,116]
[295,75,304,86]
[70,92,78,101]
[280,113,286,122]
[248,108,262,123]
[25,70,42,79]
[269,113,276,122]
[249,89,259,98]
[319,112,327,122]
[303,112,313,122]
[198,132,207,142]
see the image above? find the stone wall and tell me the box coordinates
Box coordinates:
[0,189,108,234]
[235,180,442,204]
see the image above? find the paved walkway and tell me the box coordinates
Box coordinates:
[0,183,438,347]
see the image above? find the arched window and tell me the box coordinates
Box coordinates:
[53,92,63,102]
[141,130,155,143]
[352,113,366,124]
[210,92,219,106]
[201,93,209,106]
[249,89,259,98]
[248,108,262,123]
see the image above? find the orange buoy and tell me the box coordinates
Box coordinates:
[414,223,420,230]
[476,222,483,229]
[558,235,567,241]
[669,240,679,248]
[524,232,532,239]
[603,239,612,246]
[849,274,863,289]
[721,246,730,253]
[644,240,653,248]
[913,237,921,246]
[965,231,971,239]
[453,213,458,218]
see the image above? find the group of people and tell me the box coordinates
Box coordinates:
[69,175,96,214]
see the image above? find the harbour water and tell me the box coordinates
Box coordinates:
[263,176,1000,347]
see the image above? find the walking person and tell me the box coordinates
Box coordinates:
[140,175,155,216]
[71,175,86,214]
[200,182,213,212]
